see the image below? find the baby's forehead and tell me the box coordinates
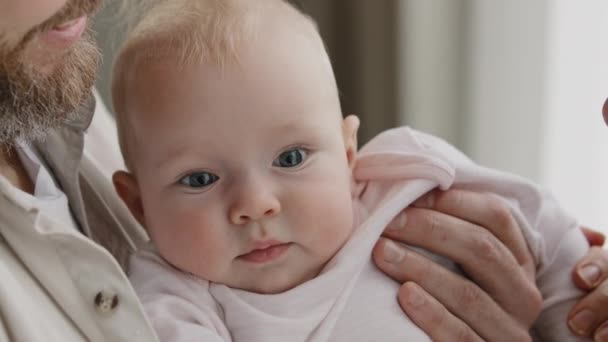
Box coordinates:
[125,27,337,114]
[129,54,337,120]
[125,52,341,134]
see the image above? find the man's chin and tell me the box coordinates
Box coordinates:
[0,31,99,145]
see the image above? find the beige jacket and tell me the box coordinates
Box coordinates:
[0,94,159,342]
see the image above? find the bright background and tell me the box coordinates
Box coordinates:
[95,0,608,232]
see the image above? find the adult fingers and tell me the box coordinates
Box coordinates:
[382,207,541,326]
[397,282,484,342]
[408,188,534,279]
[373,238,533,341]
[568,280,608,340]
[568,246,608,339]
[572,246,608,290]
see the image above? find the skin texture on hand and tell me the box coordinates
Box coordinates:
[569,228,608,341]
[373,189,540,341]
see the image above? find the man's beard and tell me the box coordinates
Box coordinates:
[0,0,101,145]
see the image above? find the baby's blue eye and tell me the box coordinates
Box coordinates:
[179,172,219,188]
[273,148,307,168]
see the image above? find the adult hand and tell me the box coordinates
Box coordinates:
[372,189,542,341]
[568,228,608,341]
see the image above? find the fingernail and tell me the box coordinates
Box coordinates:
[594,323,608,342]
[569,310,596,335]
[405,285,426,308]
[383,240,405,263]
[387,213,407,231]
[579,264,601,287]
[398,213,407,229]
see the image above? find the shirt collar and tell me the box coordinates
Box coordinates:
[33,93,96,235]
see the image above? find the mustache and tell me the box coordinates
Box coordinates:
[20,0,102,47]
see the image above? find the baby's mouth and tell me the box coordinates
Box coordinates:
[238,242,292,263]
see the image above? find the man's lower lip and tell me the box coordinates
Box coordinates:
[239,243,291,263]
[40,15,88,48]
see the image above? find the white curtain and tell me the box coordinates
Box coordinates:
[541,0,608,230]
[398,0,608,231]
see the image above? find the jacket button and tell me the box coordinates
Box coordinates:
[94,291,119,314]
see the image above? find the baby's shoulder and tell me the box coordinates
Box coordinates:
[361,126,474,167]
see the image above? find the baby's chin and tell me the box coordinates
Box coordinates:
[227,263,325,295]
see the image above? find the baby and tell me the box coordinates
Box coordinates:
[111,0,589,340]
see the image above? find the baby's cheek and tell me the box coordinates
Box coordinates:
[317,213,353,257]
[304,188,354,258]
[148,221,227,279]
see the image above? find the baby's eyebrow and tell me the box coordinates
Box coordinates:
[152,147,199,172]
[267,119,324,133]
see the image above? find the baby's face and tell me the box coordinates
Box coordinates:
[123,30,358,293]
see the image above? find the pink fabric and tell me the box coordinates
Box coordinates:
[130,127,588,341]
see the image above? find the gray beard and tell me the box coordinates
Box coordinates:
[0,30,100,146]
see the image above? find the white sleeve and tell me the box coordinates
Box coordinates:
[129,247,232,342]
[411,128,589,341]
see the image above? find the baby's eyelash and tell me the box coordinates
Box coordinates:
[273,147,310,168]
[178,171,219,188]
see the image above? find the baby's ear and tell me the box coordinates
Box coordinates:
[342,115,360,169]
[113,171,146,227]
